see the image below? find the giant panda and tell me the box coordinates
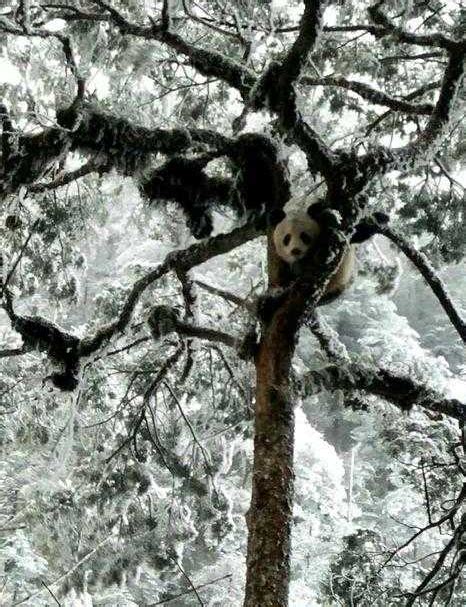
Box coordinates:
[272,200,386,301]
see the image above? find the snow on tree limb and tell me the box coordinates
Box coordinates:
[368,2,459,51]
[305,363,466,421]
[357,40,465,181]
[378,225,466,344]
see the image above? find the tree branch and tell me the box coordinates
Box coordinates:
[301,76,434,114]
[365,80,441,134]
[1,223,261,388]
[89,0,256,97]
[279,0,325,90]
[1,104,231,196]
[148,304,240,350]
[356,41,465,182]
[0,14,85,97]
[368,2,458,51]
[80,223,261,355]
[305,363,466,420]
[251,0,337,180]
[377,224,466,344]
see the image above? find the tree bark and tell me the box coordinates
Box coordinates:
[243,238,300,607]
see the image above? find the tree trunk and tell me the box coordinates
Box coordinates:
[243,238,301,607]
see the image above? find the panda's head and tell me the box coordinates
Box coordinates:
[273,212,321,265]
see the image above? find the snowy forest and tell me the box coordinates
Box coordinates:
[0,1,465,606]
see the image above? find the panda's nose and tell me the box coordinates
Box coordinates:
[291,248,302,257]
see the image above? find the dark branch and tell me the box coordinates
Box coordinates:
[251,0,337,180]
[378,224,466,344]
[365,80,441,134]
[357,41,465,182]
[301,76,434,114]
[89,0,256,97]
[279,0,324,90]
[1,223,261,389]
[79,222,261,356]
[368,2,458,51]
[305,363,466,420]
[28,159,102,192]
[148,304,240,349]
[1,104,231,196]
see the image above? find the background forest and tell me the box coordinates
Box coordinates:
[0,1,465,606]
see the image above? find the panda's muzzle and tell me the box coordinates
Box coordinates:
[291,248,302,257]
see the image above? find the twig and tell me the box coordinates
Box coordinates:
[12,535,112,605]
[169,557,204,606]
[147,573,232,605]
[40,581,61,606]
[194,279,253,311]
[0,219,39,298]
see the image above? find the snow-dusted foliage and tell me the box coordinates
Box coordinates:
[0,1,464,606]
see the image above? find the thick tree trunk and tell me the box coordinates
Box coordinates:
[243,238,301,607]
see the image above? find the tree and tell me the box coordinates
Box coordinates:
[0,1,464,606]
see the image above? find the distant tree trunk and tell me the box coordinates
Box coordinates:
[243,238,300,607]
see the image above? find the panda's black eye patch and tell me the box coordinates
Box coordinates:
[283,234,291,247]
[300,232,312,245]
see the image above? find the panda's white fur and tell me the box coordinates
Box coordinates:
[273,209,356,297]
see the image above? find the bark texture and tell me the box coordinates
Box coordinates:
[243,239,300,607]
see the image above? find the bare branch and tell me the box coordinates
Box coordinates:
[175,322,239,349]
[147,304,240,349]
[89,0,256,97]
[146,573,232,606]
[301,76,434,114]
[28,159,102,192]
[305,363,466,420]
[377,224,466,344]
[368,2,458,51]
[79,223,261,356]
[169,556,205,606]
[357,42,465,181]
[194,279,254,312]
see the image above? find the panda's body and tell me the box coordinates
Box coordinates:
[272,206,357,299]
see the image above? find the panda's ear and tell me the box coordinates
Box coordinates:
[306,200,326,220]
[269,208,286,226]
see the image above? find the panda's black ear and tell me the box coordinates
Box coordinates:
[269,208,286,226]
[306,200,326,220]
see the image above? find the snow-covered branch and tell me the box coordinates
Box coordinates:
[368,2,459,51]
[1,223,261,389]
[0,104,231,196]
[305,363,466,420]
[88,0,256,97]
[378,225,466,344]
[356,39,465,182]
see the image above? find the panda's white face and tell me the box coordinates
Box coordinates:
[273,213,321,265]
